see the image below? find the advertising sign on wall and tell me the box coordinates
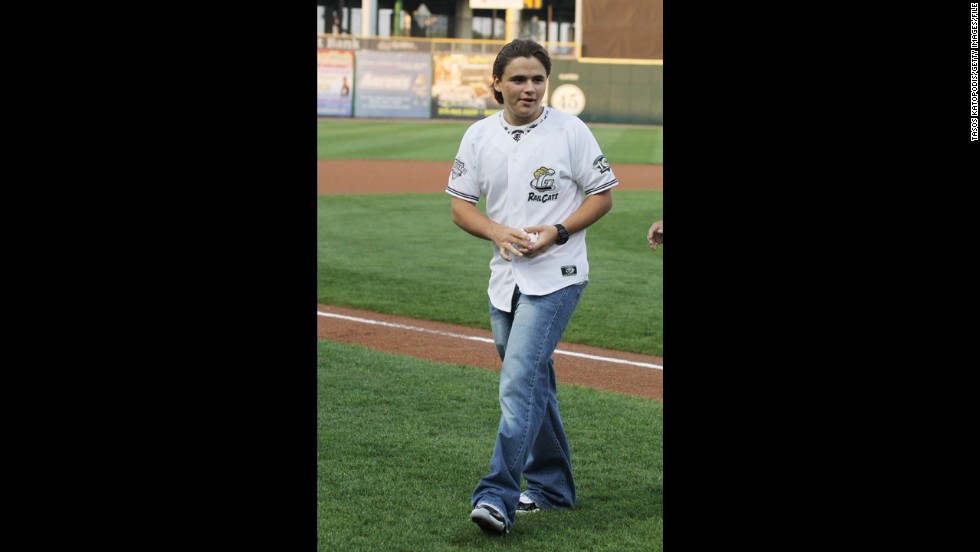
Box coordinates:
[354,50,432,118]
[317,49,354,117]
[469,0,524,9]
[431,54,500,119]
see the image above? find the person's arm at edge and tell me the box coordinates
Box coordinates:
[648,219,663,250]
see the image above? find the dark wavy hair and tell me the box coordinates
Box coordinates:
[491,39,552,104]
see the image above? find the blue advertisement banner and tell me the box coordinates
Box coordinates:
[354,50,432,118]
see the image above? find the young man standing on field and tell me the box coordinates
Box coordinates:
[445,38,618,535]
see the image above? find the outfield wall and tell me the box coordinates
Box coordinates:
[549,59,662,125]
[317,39,662,125]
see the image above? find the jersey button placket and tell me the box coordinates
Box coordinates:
[510,151,521,207]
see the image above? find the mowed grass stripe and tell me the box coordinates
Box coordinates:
[318,120,470,161]
[317,119,662,165]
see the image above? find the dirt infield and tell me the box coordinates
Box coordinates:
[317,159,662,195]
[317,159,663,401]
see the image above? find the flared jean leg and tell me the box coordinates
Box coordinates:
[471,283,586,526]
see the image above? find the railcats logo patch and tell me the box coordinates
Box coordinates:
[529,166,556,192]
[592,155,611,174]
[451,158,467,180]
[527,166,559,203]
[561,265,578,277]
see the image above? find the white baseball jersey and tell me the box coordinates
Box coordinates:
[446,107,618,312]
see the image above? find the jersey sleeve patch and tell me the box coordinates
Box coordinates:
[451,157,468,180]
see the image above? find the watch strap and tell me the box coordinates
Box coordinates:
[554,224,569,245]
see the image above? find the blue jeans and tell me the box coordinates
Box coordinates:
[471,282,586,527]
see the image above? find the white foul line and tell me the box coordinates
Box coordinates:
[318,311,663,370]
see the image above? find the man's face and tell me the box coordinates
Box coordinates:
[493,56,548,126]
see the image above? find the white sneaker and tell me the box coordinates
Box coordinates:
[470,503,508,534]
[517,493,541,514]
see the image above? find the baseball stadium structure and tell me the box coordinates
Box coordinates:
[317,0,663,125]
[316,0,662,61]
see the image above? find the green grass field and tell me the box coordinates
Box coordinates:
[317,119,663,165]
[317,189,662,356]
[318,340,663,551]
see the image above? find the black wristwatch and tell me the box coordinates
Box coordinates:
[554,224,569,245]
